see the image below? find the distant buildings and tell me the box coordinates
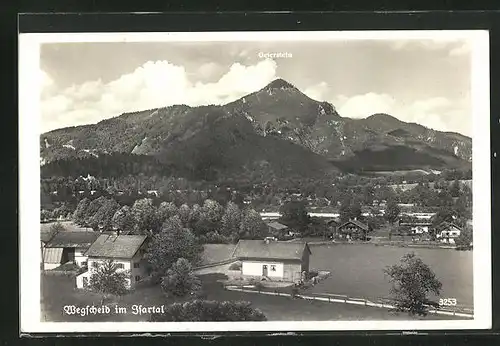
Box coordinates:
[435,222,462,243]
[337,219,369,241]
[231,239,311,283]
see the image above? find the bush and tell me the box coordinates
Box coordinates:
[150,300,267,321]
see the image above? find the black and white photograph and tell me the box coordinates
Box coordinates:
[19,30,491,333]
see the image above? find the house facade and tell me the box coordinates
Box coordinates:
[231,239,311,283]
[337,219,369,241]
[42,230,99,270]
[76,234,149,289]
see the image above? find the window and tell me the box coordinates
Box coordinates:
[81,261,88,267]
[116,263,125,269]
[133,262,140,268]
[135,276,141,282]
[270,265,276,272]
[92,261,99,268]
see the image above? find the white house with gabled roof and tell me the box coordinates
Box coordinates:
[76,233,149,289]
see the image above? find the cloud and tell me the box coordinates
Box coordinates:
[41,59,278,133]
[390,39,471,58]
[333,93,471,136]
[304,82,330,101]
[449,42,470,56]
[335,93,397,119]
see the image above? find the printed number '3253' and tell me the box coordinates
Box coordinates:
[439,298,457,306]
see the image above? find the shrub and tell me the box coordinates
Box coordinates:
[150,300,267,321]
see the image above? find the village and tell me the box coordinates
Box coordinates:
[39,190,474,323]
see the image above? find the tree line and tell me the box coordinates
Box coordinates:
[72,196,267,244]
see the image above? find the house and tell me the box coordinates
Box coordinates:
[337,219,369,241]
[266,221,296,238]
[231,239,312,283]
[325,218,340,238]
[435,222,462,243]
[43,231,99,270]
[398,219,432,234]
[76,234,149,289]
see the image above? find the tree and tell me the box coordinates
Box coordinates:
[339,200,362,223]
[238,208,266,241]
[385,199,400,241]
[89,259,130,296]
[178,204,191,226]
[84,196,108,229]
[385,200,401,225]
[279,200,310,232]
[156,201,178,225]
[160,258,202,297]
[455,225,473,250]
[150,300,267,322]
[384,253,442,316]
[131,198,159,234]
[449,179,461,198]
[202,199,224,224]
[91,198,120,232]
[111,206,136,234]
[221,202,242,237]
[73,198,90,225]
[145,215,203,280]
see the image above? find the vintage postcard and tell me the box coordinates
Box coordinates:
[19,30,491,334]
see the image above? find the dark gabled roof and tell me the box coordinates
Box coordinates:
[84,234,148,259]
[436,222,462,232]
[325,218,340,225]
[232,240,311,261]
[338,220,369,231]
[45,231,100,248]
[267,221,289,231]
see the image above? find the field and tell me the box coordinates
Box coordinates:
[306,244,473,309]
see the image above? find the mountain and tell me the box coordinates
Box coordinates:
[40,78,472,179]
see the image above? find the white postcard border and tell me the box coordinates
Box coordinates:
[19,30,491,333]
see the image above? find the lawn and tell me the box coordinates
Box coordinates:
[41,272,460,322]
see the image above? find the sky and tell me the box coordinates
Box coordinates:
[39,38,473,136]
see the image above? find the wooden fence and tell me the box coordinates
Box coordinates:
[224,285,473,319]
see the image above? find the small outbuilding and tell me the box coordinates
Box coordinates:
[231,239,312,283]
